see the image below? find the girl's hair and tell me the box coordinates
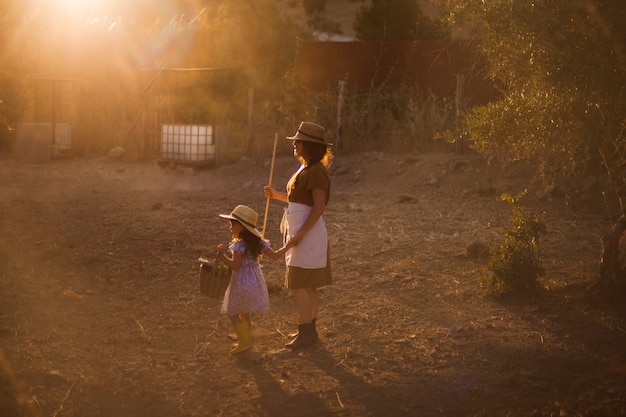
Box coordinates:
[233,225,264,260]
[299,141,333,167]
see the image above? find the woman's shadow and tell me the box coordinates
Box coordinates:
[245,355,328,417]
[244,342,412,417]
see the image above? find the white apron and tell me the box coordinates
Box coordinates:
[281,202,328,268]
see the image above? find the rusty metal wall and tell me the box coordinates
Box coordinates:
[14,122,72,163]
[296,40,496,106]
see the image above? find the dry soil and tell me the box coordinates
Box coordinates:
[1,149,626,417]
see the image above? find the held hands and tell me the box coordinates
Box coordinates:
[286,235,300,248]
[216,244,227,255]
[270,238,294,259]
[291,231,305,246]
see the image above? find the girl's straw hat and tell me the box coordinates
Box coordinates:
[287,121,333,146]
[219,205,263,238]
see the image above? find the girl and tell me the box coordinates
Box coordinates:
[216,205,291,354]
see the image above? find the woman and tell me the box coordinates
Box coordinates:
[264,121,333,349]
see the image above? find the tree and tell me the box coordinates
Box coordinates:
[210,0,302,100]
[0,0,34,124]
[354,0,440,41]
[303,0,326,17]
[444,0,626,294]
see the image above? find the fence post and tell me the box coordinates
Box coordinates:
[336,80,345,151]
[454,74,468,154]
[247,87,254,153]
[455,73,465,129]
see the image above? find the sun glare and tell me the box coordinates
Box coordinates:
[48,0,128,16]
[44,0,188,24]
[53,0,105,10]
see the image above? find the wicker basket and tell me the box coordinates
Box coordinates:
[199,257,231,299]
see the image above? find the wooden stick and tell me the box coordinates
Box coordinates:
[262,133,278,238]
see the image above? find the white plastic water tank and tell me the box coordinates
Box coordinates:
[161,124,215,163]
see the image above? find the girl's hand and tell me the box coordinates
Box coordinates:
[216,244,226,253]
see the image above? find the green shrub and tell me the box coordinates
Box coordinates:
[480,192,547,296]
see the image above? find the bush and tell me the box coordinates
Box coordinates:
[323,85,455,152]
[303,0,326,16]
[354,0,440,41]
[480,192,547,296]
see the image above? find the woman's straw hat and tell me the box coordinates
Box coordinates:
[219,205,262,238]
[287,121,333,146]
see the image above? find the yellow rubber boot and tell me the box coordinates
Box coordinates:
[228,320,251,342]
[231,322,252,354]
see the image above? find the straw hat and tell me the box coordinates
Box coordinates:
[219,205,262,238]
[287,121,333,146]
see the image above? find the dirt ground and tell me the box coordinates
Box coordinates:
[1,148,626,417]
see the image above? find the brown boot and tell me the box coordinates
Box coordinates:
[285,322,316,350]
[288,318,318,340]
[311,319,319,342]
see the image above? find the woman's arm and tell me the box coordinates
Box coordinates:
[291,188,326,245]
[264,186,289,203]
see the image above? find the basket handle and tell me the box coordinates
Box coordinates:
[198,251,221,265]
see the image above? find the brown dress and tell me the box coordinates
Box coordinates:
[284,162,332,289]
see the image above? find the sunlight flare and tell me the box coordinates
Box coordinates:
[48,0,109,14]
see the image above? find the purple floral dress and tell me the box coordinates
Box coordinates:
[220,240,271,316]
